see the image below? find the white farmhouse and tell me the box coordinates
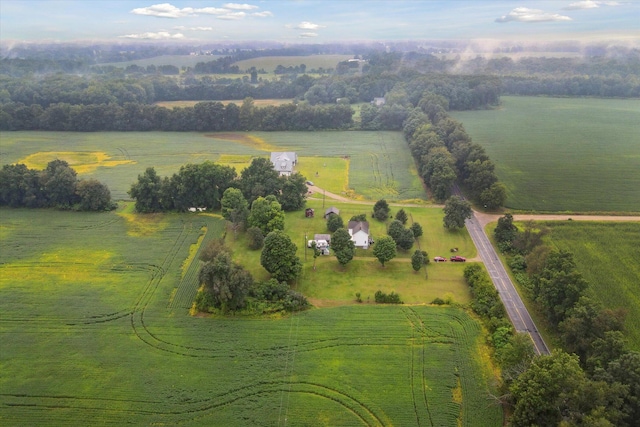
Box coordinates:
[348,221,371,249]
[270,152,298,176]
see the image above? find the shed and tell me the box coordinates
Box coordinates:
[324,207,340,219]
[314,233,331,244]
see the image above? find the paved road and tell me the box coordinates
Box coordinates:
[465,212,550,355]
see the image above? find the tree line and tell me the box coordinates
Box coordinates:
[377,90,506,206]
[0,160,113,211]
[128,157,308,214]
[490,214,639,426]
[0,99,354,132]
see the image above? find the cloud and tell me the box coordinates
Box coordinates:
[130,3,251,18]
[119,31,185,39]
[299,32,318,38]
[223,3,258,10]
[131,3,192,18]
[563,1,620,10]
[495,7,572,23]
[252,11,273,17]
[217,12,246,20]
[294,21,325,30]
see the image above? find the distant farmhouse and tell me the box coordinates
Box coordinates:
[371,97,386,107]
[348,221,371,249]
[270,152,298,176]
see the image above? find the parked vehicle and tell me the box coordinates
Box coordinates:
[306,181,314,186]
[450,256,466,262]
[433,256,447,262]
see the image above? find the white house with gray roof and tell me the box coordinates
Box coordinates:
[270,152,298,176]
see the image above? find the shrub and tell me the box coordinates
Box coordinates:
[326,214,344,232]
[374,290,403,304]
[247,226,264,250]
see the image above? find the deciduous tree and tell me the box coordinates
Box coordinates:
[129,167,162,213]
[331,227,355,267]
[221,187,249,232]
[443,196,472,229]
[76,179,112,211]
[326,214,344,232]
[373,236,396,267]
[198,252,253,312]
[248,195,285,234]
[260,230,302,282]
[411,250,425,272]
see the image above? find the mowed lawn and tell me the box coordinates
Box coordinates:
[229,199,477,305]
[452,96,640,212]
[539,221,640,350]
[0,208,501,426]
[0,131,426,202]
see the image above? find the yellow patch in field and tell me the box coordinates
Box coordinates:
[18,151,136,174]
[216,154,253,172]
[0,249,114,288]
[117,210,169,237]
[204,133,280,152]
[452,376,463,404]
[181,226,206,278]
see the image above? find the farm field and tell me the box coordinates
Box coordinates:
[0,131,426,202]
[452,96,640,212]
[232,54,354,73]
[0,207,501,426]
[538,221,640,350]
[98,54,223,68]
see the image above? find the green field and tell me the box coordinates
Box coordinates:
[0,131,427,202]
[538,221,640,350]
[98,54,223,68]
[452,96,640,212]
[233,55,354,73]
[0,207,501,425]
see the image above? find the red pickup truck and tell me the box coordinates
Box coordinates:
[450,256,466,262]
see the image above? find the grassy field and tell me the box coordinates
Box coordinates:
[232,55,354,73]
[228,199,476,305]
[0,207,501,426]
[0,131,427,202]
[98,54,223,68]
[536,221,640,350]
[452,96,640,212]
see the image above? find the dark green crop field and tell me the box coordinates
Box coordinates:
[453,96,640,212]
[0,131,426,202]
[540,221,640,350]
[0,208,501,426]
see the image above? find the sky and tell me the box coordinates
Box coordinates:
[1,0,638,44]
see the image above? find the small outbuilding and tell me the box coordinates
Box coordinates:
[314,233,331,244]
[324,207,340,219]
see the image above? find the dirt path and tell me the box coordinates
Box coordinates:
[307,185,443,208]
[474,211,640,228]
